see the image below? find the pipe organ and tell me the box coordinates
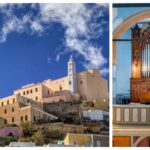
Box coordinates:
[131,23,150,103]
[142,43,150,78]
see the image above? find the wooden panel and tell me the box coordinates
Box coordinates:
[141,93,150,103]
[113,136,131,147]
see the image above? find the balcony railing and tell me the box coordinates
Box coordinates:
[113,104,150,125]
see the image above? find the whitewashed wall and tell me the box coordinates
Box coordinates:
[83,109,108,121]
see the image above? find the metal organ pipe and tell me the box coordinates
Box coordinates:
[147,43,148,78]
[142,42,150,78]
[148,43,149,78]
[147,43,149,78]
[141,42,150,78]
[142,47,144,77]
[144,45,147,78]
[146,43,148,78]
[141,51,143,77]
[149,43,150,78]
[148,43,150,77]
[144,45,145,78]
[144,44,146,78]
[145,44,146,78]
[144,43,147,78]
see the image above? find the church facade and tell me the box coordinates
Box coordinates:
[0,56,108,125]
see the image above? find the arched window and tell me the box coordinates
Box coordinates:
[4,119,7,124]
[80,80,83,85]
[4,109,7,114]
[34,116,36,121]
[69,81,71,85]
[12,108,14,112]
[59,86,62,91]
[59,99,64,103]
[25,115,28,121]
[8,132,13,136]
[12,117,14,123]
[35,88,38,92]
[21,116,23,122]
[7,100,9,105]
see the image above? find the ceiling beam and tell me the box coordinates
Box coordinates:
[113,3,150,8]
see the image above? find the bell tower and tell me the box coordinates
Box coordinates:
[68,55,77,93]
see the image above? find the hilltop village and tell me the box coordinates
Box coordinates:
[0,56,109,147]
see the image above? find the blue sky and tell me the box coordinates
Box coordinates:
[0,4,109,98]
[113,6,150,94]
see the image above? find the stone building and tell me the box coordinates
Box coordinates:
[0,56,108,125]
[64,133,109,147]
[0,94,57,125]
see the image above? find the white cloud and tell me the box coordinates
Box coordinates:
[100,68,109,76]
[56,54,60,62]
[66,38,107,69]
[38,4,108,69]
[97,3,109,8]
[0,5,33,42]
[47,57,51,64]
[0,3,109,72]
[0,15,28,42]
[30,20,44,33]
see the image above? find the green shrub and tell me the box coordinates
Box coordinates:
[19,121,34,137]
[18,137,31,142]
[0,136,18,147]
[31,131,44,146]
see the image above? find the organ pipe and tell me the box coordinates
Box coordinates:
[142,43,150,78]
[147,43,149,78]
[148,43,150,77]
[144,44,146,77]
[146,44,148,78]
[147,43,148,78]
[142,47,144,77]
